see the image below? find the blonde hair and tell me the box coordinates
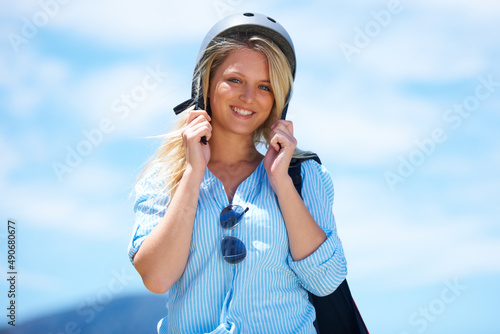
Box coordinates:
[137,35,295,201]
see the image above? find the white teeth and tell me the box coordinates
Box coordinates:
[232,107,253,116]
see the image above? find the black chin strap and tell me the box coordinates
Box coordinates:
[280,88,292,120]
[173,98,195,115]
[280,104,289,120]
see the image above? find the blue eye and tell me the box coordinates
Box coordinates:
[228,78,241,83]
[259,85,271,92]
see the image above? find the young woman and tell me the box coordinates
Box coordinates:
[128,13,347,333]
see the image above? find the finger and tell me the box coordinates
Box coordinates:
[269,132,284,152]
[283,120,293,136]
[187,115,213,133]
[192,130,211,145]
[270,128,297,151]
[188,122,212,141]
[264,140,278,161]
[187,112,210,126]
[187,109,211,125]
[272,120,294,136]
[271,125,296,145]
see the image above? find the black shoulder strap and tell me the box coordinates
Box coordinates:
[288,154,321,197]
[288,155,369,334]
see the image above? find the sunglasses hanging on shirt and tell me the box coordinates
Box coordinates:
[220,204,249,264]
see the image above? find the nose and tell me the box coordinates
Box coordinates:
[239,84,254,104]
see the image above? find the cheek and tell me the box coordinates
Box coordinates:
[260,93,275,112]
[210,83,232,113]
[213,83,232,99]
[209,80,229,98]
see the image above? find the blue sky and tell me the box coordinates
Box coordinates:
[1,0,499,332]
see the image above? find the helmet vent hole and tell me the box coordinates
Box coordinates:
[267,17,276,23]
[243,13,254,17]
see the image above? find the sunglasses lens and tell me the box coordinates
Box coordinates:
[220,205,245,229]
[221,236,246,264]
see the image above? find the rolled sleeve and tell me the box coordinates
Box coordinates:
[127,165,169,264]
[287,160,347,296]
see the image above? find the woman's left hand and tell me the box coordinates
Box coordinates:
[264,120,297,190]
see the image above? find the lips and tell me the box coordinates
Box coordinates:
[231,106,254,116]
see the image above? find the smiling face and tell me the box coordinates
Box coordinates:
[208,48,275,140]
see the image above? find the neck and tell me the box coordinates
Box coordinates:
[208,131,261,164]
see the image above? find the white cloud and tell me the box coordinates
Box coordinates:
[1,161,135,240]
[348,218,500,288]
[44,0,221,47]
[19,270,67,293]
[418,0,500,20]
[290,72,441,166]
[69,63,163,120]
[65,61,188,139]
[2,0,235,52]
[64,162,132,197]
[305,0,499,84]
[17,129,57,163]
[0,135,20,185]
[356,22,488,82]
[293,109,412,165]
[334,176,500,289]
[1,49,71,117]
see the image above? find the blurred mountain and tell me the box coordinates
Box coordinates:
[0,294,167,334]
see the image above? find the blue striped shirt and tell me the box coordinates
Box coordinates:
[128,159,347,333]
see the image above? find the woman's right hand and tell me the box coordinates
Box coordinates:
[182,107,212,172]
[135,107,211,294]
